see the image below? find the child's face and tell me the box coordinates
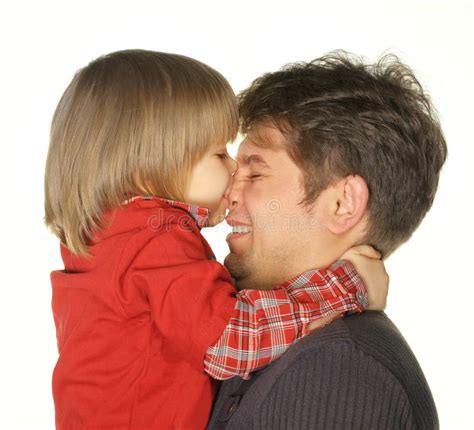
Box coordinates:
[185,143,237,227]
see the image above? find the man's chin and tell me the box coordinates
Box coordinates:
[223,252,275,291]
[224,252,249,291]
[223,252,239,276]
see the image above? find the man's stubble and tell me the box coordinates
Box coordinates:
[224,244,290,291]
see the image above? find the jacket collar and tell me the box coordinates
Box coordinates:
[120,195,210,229]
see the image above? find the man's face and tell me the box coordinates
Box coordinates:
[224,124,329,290]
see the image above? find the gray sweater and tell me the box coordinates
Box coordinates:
[207,311,438,429]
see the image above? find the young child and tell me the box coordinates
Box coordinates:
[44,49,387,430]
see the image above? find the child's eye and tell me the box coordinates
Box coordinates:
[216,153,228,159]
[249,174,262,180]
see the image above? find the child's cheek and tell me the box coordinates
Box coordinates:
[208,164,231,210]
[199,159,234,225]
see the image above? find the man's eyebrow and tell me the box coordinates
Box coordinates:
[237,154,271,169]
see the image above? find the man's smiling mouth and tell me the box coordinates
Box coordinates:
[231,225,253,234]
[225,218,253,241]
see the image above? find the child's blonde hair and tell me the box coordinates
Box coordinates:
[44,49,239,258]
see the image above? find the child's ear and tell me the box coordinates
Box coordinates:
[324,175,369,235]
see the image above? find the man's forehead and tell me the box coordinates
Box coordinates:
[245,124,287,149]
[236,127,287,166]
[236,140,274,167]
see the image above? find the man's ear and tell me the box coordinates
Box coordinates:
[324,175,369,235]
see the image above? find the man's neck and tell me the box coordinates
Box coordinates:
[273,242,356,288]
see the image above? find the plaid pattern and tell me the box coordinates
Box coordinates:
[205,259,368,380]
[121,195,210,228]
[121,195,368,381]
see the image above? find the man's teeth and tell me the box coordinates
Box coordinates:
[232,226,253,233]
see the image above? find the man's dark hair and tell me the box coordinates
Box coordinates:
[239,51,447,257]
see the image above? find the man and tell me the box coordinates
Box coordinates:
[208,52,446,429]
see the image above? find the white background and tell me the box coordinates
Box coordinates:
[1,0,472,428]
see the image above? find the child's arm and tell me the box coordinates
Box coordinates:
[124,224,379,381]
[204,259,369,380]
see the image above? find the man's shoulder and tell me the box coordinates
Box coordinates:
[304,310,420,374]
[208,312,438,429]
[217,311,424,391]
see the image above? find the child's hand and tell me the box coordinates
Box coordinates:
[340,245,389,311]
[307,245,388,333]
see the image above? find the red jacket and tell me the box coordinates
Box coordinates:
[51,197,237,429]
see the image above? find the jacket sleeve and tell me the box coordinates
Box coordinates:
[204,259,368,380]
[124,225,238,372]
[126,224,368,376]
